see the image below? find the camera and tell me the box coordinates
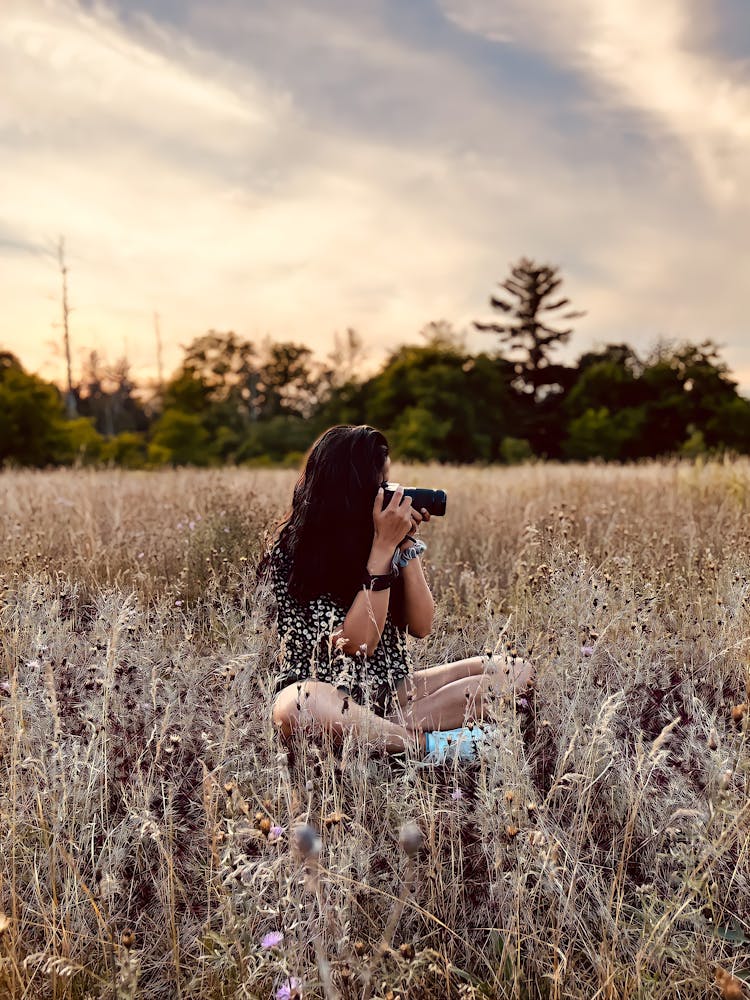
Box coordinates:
[381,482,447,517]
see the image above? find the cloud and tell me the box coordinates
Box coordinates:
[0,0,500,380]
[0,0,748,394]
[439,0,750,205]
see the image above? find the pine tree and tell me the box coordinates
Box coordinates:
[475,257,584,394]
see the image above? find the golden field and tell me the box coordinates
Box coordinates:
[0,461,749,999]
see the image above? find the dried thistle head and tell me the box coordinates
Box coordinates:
[730,703,747,725]
[715,965,745,999]
[293,823,321,859]
[399,822,423,858]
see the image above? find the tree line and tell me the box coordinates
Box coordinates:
[2,258,749,467]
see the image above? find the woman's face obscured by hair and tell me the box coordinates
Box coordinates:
[300,425,389,514]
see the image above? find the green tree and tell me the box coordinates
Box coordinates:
[0,354,68,466]
[171,331,258,423]
[566,345,643,414]
[256,341,320,419]
[474,257,584,398]
[563,406,647,461]
[638,341,738,456]
[362,330,518,462]
[149,410,214,466]
[704,397,750,452]
[159,331,257,461]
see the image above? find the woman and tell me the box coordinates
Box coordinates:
[264,425,534,761]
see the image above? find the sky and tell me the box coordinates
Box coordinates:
[2,0,750,391]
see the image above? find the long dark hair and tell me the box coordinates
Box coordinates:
[270,424,406,626]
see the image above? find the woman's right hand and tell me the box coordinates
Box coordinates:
[372,485,413,551]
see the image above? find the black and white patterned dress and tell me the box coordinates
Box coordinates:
[269,543,412,717]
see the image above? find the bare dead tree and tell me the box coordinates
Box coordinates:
[57,236,77,417]
[154,311,165,400]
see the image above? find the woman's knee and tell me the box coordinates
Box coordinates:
[495,656,535,691]
[271,680,339,736]
[272,681,307,736]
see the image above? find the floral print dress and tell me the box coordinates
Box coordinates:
[269,543,412,717]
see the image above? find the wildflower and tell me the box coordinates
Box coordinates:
[268,824,285,842]
[137,552,145,559]
[276,977,302,1000]
[580,645,595,656]
[261,930,284,949]
[175,600,183,607]
[451,788,464,801]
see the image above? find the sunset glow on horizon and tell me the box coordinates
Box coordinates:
[2,0,750,391]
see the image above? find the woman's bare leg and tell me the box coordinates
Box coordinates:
[395,653,532,709]
[395,655,486,707]
[272,680,425,754]
[391,657,534,732]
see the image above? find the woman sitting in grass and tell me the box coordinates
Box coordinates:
[264,424,534,762]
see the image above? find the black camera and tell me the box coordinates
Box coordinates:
[381,482,447,517]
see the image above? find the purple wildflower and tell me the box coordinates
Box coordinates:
[451,788,464,801]
[268,824,285,841]
[580,645,595,656]
[261,930,284,949]
[276,977,302,1000]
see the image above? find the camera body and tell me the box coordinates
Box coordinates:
[381,482,447,517]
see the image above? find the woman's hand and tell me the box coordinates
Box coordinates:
[399,506,430,551]
[372,485,414,551]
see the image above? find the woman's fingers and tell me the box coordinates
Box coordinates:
[374,485,414,546]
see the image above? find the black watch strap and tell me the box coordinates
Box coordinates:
[362,568,396,591]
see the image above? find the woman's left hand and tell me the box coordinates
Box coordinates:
[399,506,430,550]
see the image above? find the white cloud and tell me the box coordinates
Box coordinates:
[0,0,748,395]
[439,0,750,205]
[0,0,496,380]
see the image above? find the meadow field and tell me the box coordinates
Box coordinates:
[1,461,749,1000]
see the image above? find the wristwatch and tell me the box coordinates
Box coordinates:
[362,567,397,591]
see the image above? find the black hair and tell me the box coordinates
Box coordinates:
[269,424,406,627]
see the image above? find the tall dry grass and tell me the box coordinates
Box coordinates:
[0,460,748,999]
